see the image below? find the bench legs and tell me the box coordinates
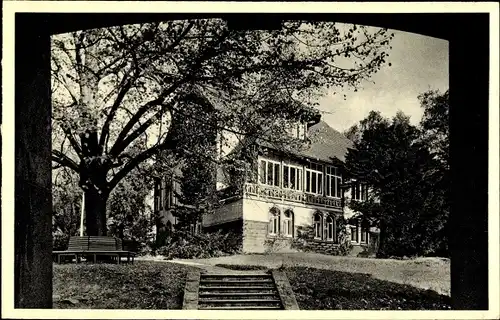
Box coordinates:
[54,253,134,264]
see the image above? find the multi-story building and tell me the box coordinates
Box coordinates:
[153,117,379,256]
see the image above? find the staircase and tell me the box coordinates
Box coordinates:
[197,273,283,310]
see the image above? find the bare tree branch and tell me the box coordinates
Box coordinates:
[98,73,134,151]
[52,150,80,172]
[108,133,174,190]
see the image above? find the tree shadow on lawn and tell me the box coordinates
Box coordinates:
[215,264,269,271]
[284,266,451,310]
[53,261,197,309]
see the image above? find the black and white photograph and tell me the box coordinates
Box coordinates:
[3,1,499,318]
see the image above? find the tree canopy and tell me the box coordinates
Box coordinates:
[345,91,449,258]
[51,19,394,235]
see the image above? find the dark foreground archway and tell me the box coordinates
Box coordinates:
[13,11,491,309]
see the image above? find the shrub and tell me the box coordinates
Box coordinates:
[291,221,353,256]
[53,232,70,251]
[263,236,292,254]
[156,230,241,260]
[335,218,353,256]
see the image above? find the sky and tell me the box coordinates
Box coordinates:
[318,29,449,133]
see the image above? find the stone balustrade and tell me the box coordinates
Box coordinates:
[243,183,343,209]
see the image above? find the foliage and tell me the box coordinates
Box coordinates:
[52,163,155,250]
[335,218,353,256]
[345,98,449,257]
[290,219,353,256]
[285,266,451,310]
[51,19,394,235]
[52,167,83,249]
[263,236,293,254]
[419,89,449,169]
[172,106,218,229]
[53,261,194,309]
[107,166,155,248]
[417,89,450,257]
[156,230,241,259]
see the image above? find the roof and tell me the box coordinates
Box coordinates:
[228,120,354,164]
[299,120,355,163]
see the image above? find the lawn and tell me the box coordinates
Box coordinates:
[283,266,451,310]
[52,253,451,310]
[186,252,451,296]
[53,261,196,309]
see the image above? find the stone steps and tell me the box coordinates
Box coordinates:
[200,292,277,297]
[197,273,283,310]
[182,270,299,310]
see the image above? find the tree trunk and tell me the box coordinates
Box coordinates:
[84,188,109,236]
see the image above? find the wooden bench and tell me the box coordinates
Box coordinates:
[53,236,135,264]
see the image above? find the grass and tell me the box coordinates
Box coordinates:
[53,261,196,309]
[188,253,450,296]
[283,266,451,310]
[52,253,451,310]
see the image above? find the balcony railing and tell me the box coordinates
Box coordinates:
[243,183,342,209]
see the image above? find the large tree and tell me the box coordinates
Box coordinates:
[51,19,394,235]
[417,89,450,256]
[345,111,444,257]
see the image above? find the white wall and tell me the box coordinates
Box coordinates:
[242,197,342,227]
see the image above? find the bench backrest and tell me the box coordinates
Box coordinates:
[66,236,123,251]
[88,236,120,251]
[116,238,123,250]
[67,236,89,251]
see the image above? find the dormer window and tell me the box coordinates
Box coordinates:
[286,122,307,140]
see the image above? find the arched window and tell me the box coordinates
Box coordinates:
[283,210,294,237]
[269,207,280,235]
[326,215,335,241]
[313,212,322,239]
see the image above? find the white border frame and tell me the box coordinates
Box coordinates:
[2,2,499,320]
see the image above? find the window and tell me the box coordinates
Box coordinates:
[164,178,172,209]
[350,219,359,242]
[193,220,202,235]
[326,215,335,241]
[269,207,280,235]
[259,159,281,187]
[159,179,166,210]
[286,122,306,139]
[283,164,303,191]
[306,162,324,195]
[171,179,179,206]
[326,166,342,198]
[352,182,368,201]
[313,212,323,239]
[283,210,294,237]
[361,220,369,244]
[154,178,161,212]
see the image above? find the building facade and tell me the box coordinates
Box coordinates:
[153,118,379,256]
[205,119,379,256]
